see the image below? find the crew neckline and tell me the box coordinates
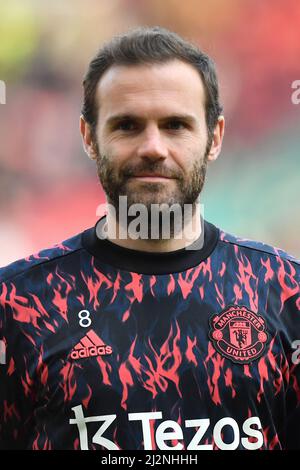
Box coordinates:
[82,215,219,275]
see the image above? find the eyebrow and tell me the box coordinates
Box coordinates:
[105,113,197,128]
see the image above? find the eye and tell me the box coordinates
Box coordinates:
[165,120,186,130]
[115,120,138,131]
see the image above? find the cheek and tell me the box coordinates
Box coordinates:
[173,142,205,170]
[171,133,206,154]
[99,139,130,164]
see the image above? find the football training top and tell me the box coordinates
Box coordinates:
[0,216,299,450]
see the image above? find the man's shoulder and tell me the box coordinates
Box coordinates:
[218,228,300,268]
[0,229,86,285]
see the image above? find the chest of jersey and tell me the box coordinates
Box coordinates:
[29,267,287,450]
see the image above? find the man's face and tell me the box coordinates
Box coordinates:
[85,59,222,212]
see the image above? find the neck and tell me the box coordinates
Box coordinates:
[103,203,203,253]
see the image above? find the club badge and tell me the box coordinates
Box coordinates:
[209,305,268,364]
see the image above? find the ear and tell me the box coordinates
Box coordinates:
[79,115,98,161]
[206,116,225,162]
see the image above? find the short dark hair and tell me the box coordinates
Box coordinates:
[81,26,223,140]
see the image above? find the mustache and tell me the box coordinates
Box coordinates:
[122,164,181,179]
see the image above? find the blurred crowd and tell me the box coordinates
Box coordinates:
[0,0,299,265]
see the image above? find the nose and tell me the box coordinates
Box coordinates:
[136,124,168,161]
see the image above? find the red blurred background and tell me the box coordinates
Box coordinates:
[0,0,299,266]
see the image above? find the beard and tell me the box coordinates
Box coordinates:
[94,140,211,240]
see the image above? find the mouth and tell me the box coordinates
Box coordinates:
[128,174,173,182]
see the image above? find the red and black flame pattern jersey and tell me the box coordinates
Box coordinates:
[0,216,299,450]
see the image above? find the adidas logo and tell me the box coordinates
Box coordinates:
[70,329,113,360]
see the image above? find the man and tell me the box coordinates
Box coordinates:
[0,26,299,450]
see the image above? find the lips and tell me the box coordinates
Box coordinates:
[129,175,173,183]
[133,175,170,178]
[129,173,172,178]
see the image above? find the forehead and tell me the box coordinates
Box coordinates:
[96,59,206,120]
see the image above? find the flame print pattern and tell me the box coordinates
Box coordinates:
[0,224,299,450]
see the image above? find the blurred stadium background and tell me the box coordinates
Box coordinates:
[0,0,299,266]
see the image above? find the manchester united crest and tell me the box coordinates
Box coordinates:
[209,305,268,364]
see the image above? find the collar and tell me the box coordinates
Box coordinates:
[82,215,219,275]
